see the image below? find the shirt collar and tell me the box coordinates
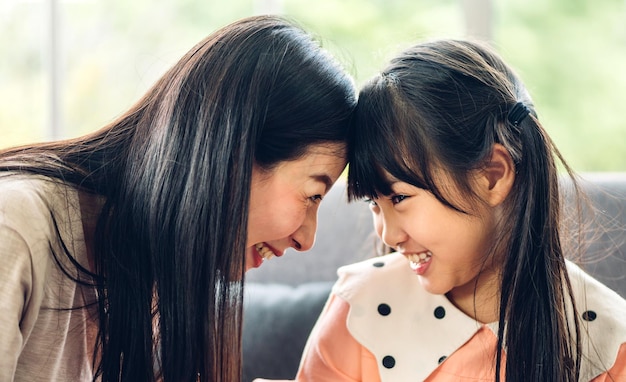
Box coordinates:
[334,253,626,381]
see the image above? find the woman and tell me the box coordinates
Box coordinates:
[0,15,356,381]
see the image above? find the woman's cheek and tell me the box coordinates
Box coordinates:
[276,207,308,238]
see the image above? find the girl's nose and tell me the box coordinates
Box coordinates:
[379,215,407,250]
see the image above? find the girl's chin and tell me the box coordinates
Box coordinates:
[418,278,449,296]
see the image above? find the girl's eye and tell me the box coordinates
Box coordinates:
[364,198,377,207]
[390,194,408,205]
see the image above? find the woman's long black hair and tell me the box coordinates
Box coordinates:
[348,39,581,381]
[0,15,356,381]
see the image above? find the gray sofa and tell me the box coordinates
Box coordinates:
[242,173,626,382]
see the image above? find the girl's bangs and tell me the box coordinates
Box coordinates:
[348,78,429,201]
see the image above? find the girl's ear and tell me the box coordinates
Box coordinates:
[478,143,515,207]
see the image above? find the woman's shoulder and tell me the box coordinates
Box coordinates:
[0,172,67,210]
[0,173,78,241]
[0,172,62,191]
[0,173,56,217]
[0,174,65,300]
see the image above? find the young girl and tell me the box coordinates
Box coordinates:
[257,39,626,381]
[0,15,355,381]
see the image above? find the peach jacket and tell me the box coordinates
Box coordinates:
[291,253,626,381]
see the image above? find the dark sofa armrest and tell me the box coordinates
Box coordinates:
[242,282,333,382]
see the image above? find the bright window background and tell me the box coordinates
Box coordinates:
[1,0,625,171]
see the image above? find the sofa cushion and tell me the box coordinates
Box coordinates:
[242,281,334,382]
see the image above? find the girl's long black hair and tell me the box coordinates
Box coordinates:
[348,39,581,381]
[0,15,356,381]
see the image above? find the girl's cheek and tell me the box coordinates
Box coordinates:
[373,214,384,238]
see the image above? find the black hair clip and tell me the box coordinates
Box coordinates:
[507,102,530,126]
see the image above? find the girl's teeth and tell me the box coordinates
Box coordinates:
[255,243,276,260]
[407,251,432,269]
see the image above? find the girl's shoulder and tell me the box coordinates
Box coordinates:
[332,252,453,322]
[567,261,626,380]
[567,259,626,307]
[333,253,411,300]
[567,259,626,327]
[331,254,492,381]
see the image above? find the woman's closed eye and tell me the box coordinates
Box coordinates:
[309,194,323,204]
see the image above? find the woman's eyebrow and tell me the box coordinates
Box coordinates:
[310,174,333,193]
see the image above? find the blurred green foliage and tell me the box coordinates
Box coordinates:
[0,0,624,170]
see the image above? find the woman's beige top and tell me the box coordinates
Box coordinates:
[0,174,99,381]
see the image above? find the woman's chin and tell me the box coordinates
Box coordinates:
[244,246,264,272]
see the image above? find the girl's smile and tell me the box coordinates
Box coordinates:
[404,251,433,275]
[367,172,503,322]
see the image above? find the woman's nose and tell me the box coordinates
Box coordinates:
[291,207,318,252]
